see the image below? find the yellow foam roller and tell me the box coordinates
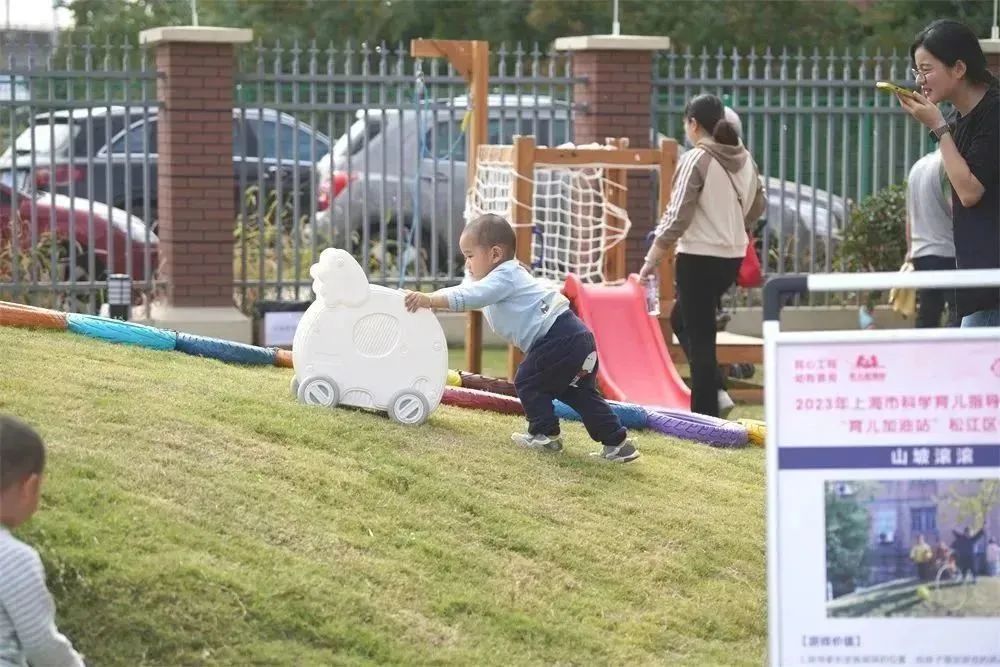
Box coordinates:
[447,369,462,387]
[737,418,766,447]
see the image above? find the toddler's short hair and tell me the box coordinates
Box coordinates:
[0,415,46,491]
[465,214,516,260]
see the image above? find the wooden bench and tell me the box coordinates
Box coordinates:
[667,329,764,403]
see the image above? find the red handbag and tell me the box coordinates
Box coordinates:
[737,236,763,288]
[715,156,765,288]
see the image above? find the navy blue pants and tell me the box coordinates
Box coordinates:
[514,310,626,447]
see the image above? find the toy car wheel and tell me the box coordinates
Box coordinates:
[387,390,430,426]
[298,376,340,408]
[290,376,300,397]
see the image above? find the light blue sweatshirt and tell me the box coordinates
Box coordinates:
[440,260,570,352]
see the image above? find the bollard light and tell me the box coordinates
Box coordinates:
[106,274,132,321]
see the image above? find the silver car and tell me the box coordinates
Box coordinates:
[315,96,847,278]
[313,95,571,276]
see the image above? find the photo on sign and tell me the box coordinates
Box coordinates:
[823,478,1000,619]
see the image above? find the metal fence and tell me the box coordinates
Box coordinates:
[653,47,930,289]
[1,35,161,314]
[232,40,579,308]
[3,37,930,315]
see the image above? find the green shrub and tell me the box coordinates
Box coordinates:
[835,183,908,307]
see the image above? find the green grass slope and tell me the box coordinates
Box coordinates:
[0,326,766,666]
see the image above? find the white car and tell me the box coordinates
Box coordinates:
[291,247,448,425]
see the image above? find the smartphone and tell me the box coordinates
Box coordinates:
[875,81,918,98]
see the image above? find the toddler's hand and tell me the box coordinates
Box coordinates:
[404,291,430,312]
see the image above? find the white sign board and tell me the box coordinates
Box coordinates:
[262,310,305,348]
[765,272,1000,667]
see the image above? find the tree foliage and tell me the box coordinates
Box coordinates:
[56,0,998,53]
[937,480,1000,532]
[825,485,872,597]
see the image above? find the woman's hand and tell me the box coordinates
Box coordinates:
[638,261,658,283]
[896,91,946,130]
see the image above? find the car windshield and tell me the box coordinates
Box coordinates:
[331,116,382,159]
[12,120,78,157]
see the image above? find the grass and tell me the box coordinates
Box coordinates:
[0,326,766,666]
[447,346,511,379]
[827,577,1000,618]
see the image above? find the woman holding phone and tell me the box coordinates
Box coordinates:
[895,19,999,327]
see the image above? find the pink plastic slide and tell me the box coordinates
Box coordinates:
[562,274,691,410]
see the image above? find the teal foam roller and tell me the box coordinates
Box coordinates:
[175,332,277,365]
[66,314,177,351]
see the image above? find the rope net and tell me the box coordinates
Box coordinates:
[464,144,632,285]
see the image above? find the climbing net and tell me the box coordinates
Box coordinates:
[465,143,631,285]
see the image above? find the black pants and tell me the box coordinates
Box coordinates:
[671,301,727,393]
[672,253,742,417]
[514,311,626,447]
[956,556,976,581]
[912,255,958,328]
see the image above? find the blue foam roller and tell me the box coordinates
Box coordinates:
[553,399,648,429]
[66,313,177,351]
[174,332,277,365]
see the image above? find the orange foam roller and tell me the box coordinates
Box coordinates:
[0,301,68,330]
[441,386,525,416]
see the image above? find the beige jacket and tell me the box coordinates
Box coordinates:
[646,138,766,264]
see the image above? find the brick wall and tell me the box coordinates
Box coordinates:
[571,50,657,272]
[155,43,236,308]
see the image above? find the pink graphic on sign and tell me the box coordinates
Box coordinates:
[777,339,1000,446]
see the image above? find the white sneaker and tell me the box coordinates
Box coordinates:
[511,432,563,452]
[718,390,735,419]
[590,438,640,463]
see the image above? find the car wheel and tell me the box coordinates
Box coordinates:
[53,244,107,314]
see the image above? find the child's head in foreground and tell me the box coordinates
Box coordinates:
[0,414,46,530]
[460,214,516,280]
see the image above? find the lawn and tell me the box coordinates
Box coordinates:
[827,577,1000,618]
[0,326,766,666]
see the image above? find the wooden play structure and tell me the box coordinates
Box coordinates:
[410,38,762,402]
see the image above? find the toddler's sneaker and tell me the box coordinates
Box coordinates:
[592,438,640,463]
[718,389,735,419]
[511,432,563,452]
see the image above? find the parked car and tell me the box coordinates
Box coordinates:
[673,140,849,245]
[313,95,572,272]
[316,96,847,277]
[0,106,331,232]
[0,179,158,309]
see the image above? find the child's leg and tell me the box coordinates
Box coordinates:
[514,341,561,438]
[558,366,626,447]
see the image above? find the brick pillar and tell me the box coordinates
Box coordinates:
[137,26,254,342]
[982,38,1000,78]
[554,35,670,272]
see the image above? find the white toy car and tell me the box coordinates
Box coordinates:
[290,248,448,425]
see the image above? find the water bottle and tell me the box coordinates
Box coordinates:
[645,273,660,316]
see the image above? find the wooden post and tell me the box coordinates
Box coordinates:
[602,137,628,282]
[410,39,490,374]
[656,137,678,335]
[507,134,536,380]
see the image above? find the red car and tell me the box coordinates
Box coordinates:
[1,181,158,306]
